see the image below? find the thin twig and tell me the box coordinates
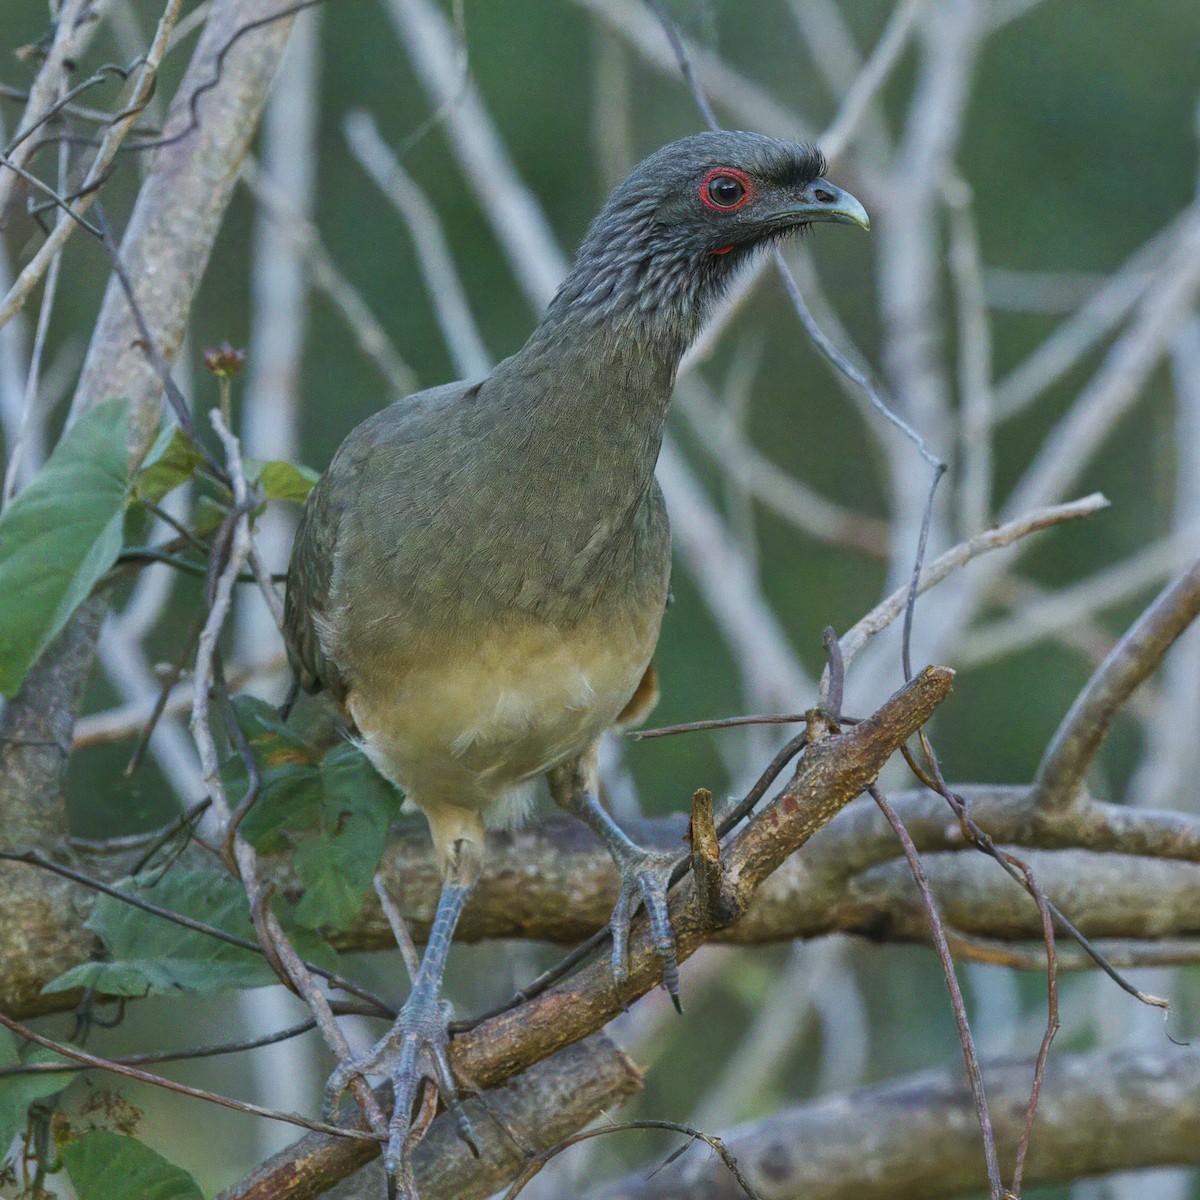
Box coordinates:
[202,408,390,1140]
[2,113,69,502]
[993,212,1181,420]
[125,607,204,778]
[1005,855,1059,1197]
[0,1016,336,1077]
[95,204,211,456]
[345,109,491,380]
[819,0,928,161]
[502,1118,763,1200]
[1003,203,1200,518]
[241,157,418,397]
[373,872,423,984]
[632,713,810,740]
[675,377,890,556]
[899,740,1171,1011]
[955,533,1196,668]
[867,784,1003,1200]
[0,1007,377,1143]
[74,654,287,749]
[825,494,1109,690]
[0,0,94,217]
[945,175,994,536]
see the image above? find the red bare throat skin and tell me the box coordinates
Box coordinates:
[709,245,734,256]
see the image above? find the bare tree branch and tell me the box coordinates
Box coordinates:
[572,0,809,141]
[240,158,419,398]
[344,108,490,380]
[1003,202,1200,518]
[954,533,1196,668]
[1034,561,1200,810]
[227,1035,641,1200]
[13,773,1200,1027]
[827,493,1108,684]
[582,1046,1200,1200]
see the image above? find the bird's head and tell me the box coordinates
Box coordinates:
[546,131,868,345]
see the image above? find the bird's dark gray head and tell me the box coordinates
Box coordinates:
[544,131,868,345]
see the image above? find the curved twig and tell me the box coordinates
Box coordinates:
[1035,560,1200,810]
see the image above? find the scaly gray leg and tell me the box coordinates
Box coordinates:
[324,878,476,1199]
[551,760,681,1008]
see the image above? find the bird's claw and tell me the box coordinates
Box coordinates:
[609,847,681,1008]
[323,994,476,1197]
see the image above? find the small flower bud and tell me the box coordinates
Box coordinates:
[203,342,247,378]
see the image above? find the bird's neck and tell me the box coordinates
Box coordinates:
[501,219,721,463]
[503,308,687,483]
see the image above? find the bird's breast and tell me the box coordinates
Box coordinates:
[346,599,663,814]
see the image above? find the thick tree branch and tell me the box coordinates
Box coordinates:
[11,778,1200,1021]
[221,1034,642,1200]
[582,1045,1200,1200]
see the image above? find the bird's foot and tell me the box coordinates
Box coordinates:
[324,989,477,1199]
[608,844,681,1009]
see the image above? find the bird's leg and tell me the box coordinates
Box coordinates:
[324,829,479,1198]
[549,753,681,1008]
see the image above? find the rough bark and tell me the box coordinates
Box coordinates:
[9,781,1200,1018]
[584,1046,1200,1200]
[222,1034,642,1200]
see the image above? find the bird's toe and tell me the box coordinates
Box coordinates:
[326,989,471,1195]
[609,849,681,1006]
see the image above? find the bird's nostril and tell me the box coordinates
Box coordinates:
[814,188,836,204]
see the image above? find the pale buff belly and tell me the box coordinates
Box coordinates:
[346,608,659,819]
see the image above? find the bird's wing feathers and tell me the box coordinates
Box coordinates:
[283,380,478,702]
[283,457,347,700]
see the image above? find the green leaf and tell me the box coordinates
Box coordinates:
[134,425,206,504]
[217,699,406,932]
[224,699,404,929]
[229,694,314,757]
[190,494,229,538]
[0,397,129,697]
[293,745,405,930]
[64,1131,202,1200]
[42,869,322,998]
[235,759,324,852]
[0,1029,75,1158]
[248,458,319,503]
[225,695,325,852]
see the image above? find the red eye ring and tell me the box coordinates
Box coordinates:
[699,167,753,211]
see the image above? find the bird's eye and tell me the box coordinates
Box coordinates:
[709,176,744,206]
[700,168,752,211]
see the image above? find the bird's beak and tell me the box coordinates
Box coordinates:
[768,178,870,231]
